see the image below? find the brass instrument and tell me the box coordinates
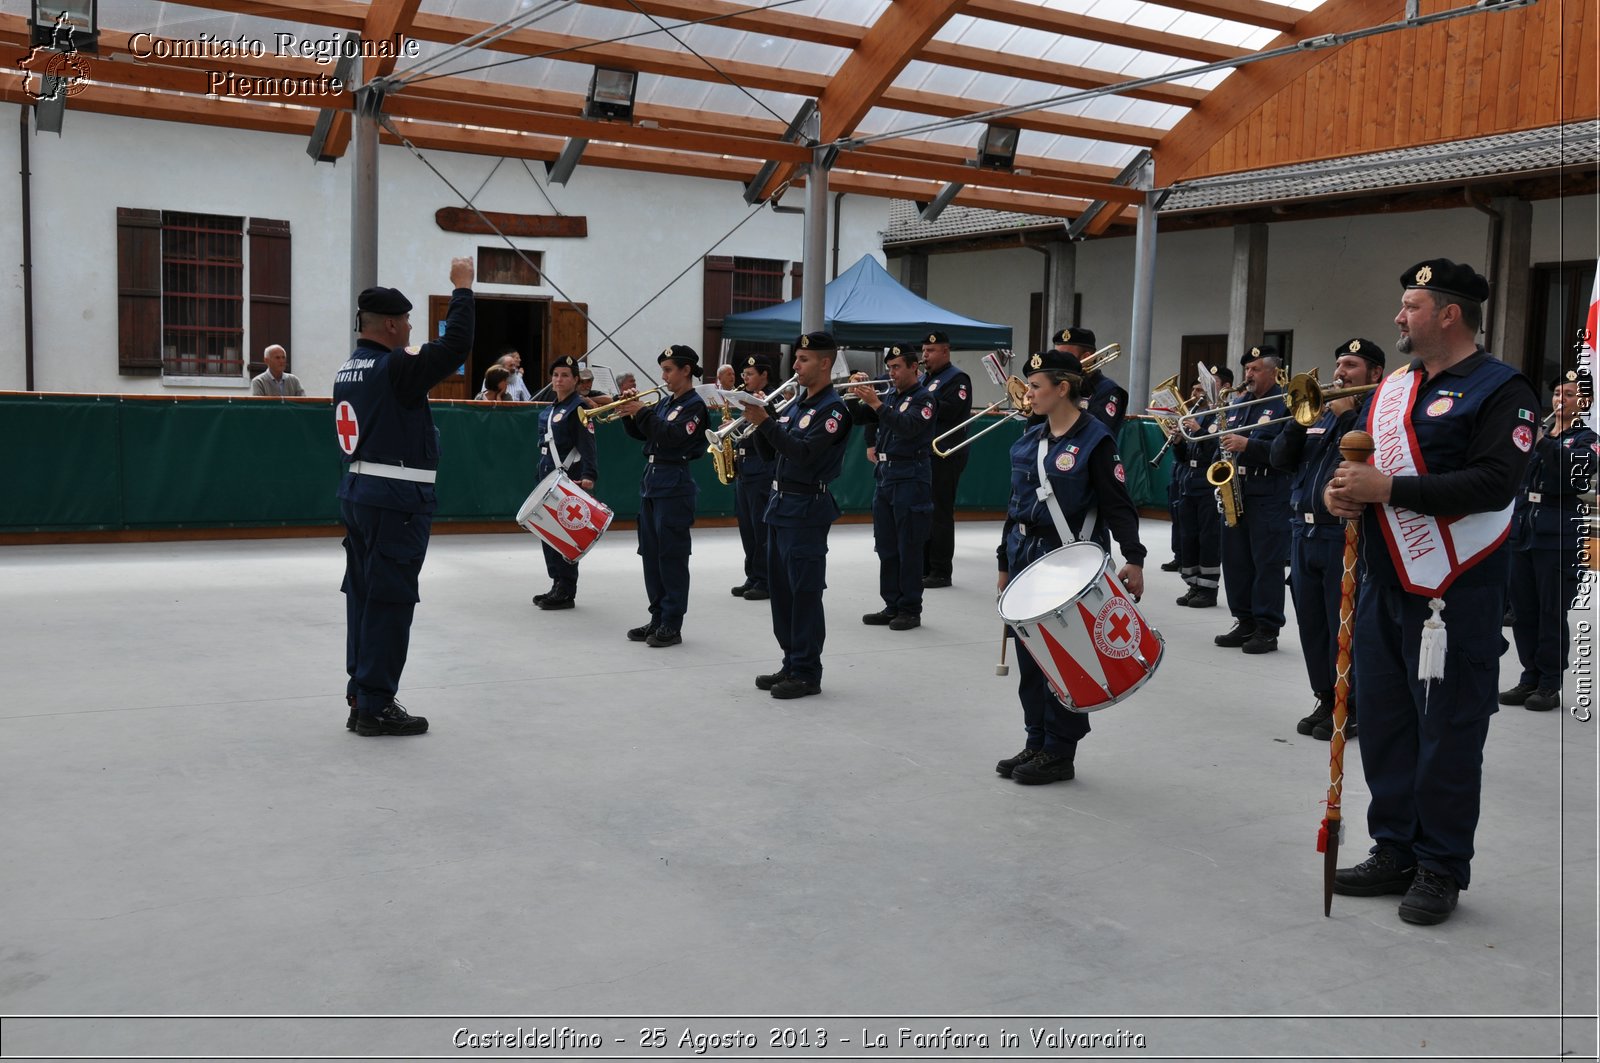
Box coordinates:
[932,376,1031,458]
[843,373,896,398]
[1146,373,1193,468]
[1198,370,1381,434]
[1081,342,1121,375]
[706,374,806,485]
[577,386,663,425]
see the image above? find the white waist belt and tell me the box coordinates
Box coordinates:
[348,460,437,484]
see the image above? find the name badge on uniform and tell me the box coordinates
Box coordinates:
[800,412,813,429]
[667,408,680,421]
[898,400,909,412]
[553,411,565,422]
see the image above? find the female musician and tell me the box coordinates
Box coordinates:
[995,348,1147,785]
[531,355,598,610]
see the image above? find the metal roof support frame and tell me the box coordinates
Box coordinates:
[350,60,381,313]
[803,134,830,334]
[1127,155,1157,413]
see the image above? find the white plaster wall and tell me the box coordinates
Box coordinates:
[0,110,22,392]
[0,110,890,395]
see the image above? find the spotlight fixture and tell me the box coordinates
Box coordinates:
[584,67,638,121]
[31,0,97,53]
[976,124,1020,170]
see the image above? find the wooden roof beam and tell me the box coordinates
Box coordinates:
[962,0,1254,63]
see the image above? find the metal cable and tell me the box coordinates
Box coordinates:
[388,0,578,87]
[620,0,789,126]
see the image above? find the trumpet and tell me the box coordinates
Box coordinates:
[577,386,663,425]
[932,376,1031,459]
[843,373,896,398]
[706,375,806,484]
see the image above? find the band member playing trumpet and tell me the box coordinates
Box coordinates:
[920,331,972,588]
[996,349,1146,785]
[1325,259,1538,926]
[1215,345,1290,654]
[855,344,937,631]
[743,332,853,699]
[1054,327,1126,440]
[1270,339,1386,735]
[730,354,776,601]
[619,346,708,648]
[1501,370,1596,712]
[532,355,599,611]
[1173,371,1227,608]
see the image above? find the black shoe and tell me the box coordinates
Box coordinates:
[1523,688,1560,712]
[1185,587,1218,609]
[862,608,896,626]
[1398,867,1460,925]
[627,622,657,642]
[1297,691,1333,736]
[537,590,575,611]
[742,587,770,600]
[770,677,821,699]
[1214,620,1257,647]
[889,614,921,631]
[1241,632,1279,654]
[755,670,791,691]
[921,575,952,588]
[731,582,752,597]
[1333,846,1416,897]
[645,628,682,648]
[355,701,428,737]
[532,590,552,606]
[1012,750,1075,784]
[346,694,357,732]
[1313,712,1357,742]
[1498,681,1536,706]
[1159,559,1183,572]
[1175,587,1196,606]
[995,747,1042,778]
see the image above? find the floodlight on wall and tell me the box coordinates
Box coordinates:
[545,137,589,186]
[30,0,97,53]
[584,68,637,121]
[976,124,1020,170]
[917,182,964,224]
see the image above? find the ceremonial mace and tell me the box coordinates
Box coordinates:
[1319,429,1373,916]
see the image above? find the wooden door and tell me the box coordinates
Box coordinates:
[547,301,588,377]
[427,295,469,400]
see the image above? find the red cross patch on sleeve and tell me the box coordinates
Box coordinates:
[685,418,699,434]
[1114,463,1127,482]
[920,405,932,419]
[825,417,840,434]
[958,385,968,400]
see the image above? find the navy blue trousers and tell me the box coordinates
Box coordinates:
[1167,475,1182,555]
[1355,579,1505,888]
[767,523,829,682]
[873,487,932,615]
[1222,488,1289,630]
[924,450,968,579]
[1508,546,1583,690]
[341,499,430,713]
[1176,489,1221,588]
[734,477,770,591]
[637,493,695,630]
[541,542,578,594]
[1290,530,1346,693]
[1012,627,1091,757]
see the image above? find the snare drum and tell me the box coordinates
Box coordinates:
[515,470,614,563]
[997,541,1164,713]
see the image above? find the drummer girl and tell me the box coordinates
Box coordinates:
[532,355,599,610]
[996,348,1146,784]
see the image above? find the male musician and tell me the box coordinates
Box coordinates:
[730,354,776,601]
[995,349,1146,785]
[855,344,937,630]
[1054,326,1127,441]
[920,330,973,588]
[1270,338,1386,738]
[1173,373,1223,608]
[531,355,598,611]
[335,258,475,737]
[742,331,852,699]
[1214,345,1290,653]
[1501,370,1596,712]
[620,346,708,648]
[1325,259,1538,926]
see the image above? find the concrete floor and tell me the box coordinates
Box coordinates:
[0,521,1594,1061]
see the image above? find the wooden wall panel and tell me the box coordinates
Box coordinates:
[1166,0,1596,181]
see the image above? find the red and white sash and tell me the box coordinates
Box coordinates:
[1366,365,1513,596]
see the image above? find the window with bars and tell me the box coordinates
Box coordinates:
[116,209,291,381]
[703,256,786,363]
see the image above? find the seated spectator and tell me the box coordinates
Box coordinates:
[250,344,305,397]
[500,349,533,401]
[476,366,511,402]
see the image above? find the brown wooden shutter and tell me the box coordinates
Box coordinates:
[116,208,162,375]
[702,255,733,358]
[790,260,803,302]
[548,302,588,377]
[248,217,291,374]
[425,294,468,400]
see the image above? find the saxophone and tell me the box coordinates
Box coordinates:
[1205,392,1243,527]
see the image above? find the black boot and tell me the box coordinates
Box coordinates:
[1241,628,1279,654]
[1214,620,1256,647]
[995,747,1042,778]
[1297,691,1333,736]
[1185,587,1217,608]
[355,701,429,737]
[1333,846,1416,896]
[537,587,575,611]
[1398,867,1460,925]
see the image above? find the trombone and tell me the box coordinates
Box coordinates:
[932,377,1031,458]
[1180,371,1381,439]
[1080,342,1121,375]
[577,386,663,425]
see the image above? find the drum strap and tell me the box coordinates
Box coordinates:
[544,417,578,472]
[1035,438,1096,546]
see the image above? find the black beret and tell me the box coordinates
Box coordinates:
[549,355,580,374]
[357,286,412,315]
[658,345,701,373]
[1215,367,1235,385]
[1022,349,1083,377]
[1241,344,1278,366]
[1336,337,1386,368]
[741,354,776,376]
[921,331,949,345]
[886,343,920,362]
[795,331,837,352]
[1401,258,1489,303]
[1554,368,1594,391]
[1053,326,1096,349]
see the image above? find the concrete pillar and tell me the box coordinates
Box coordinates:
[350,59,379,312]
[1489,196,1531,369]
[1227,223,1268,366]
[1046,240,1077,334]
[1126,158,1157,409]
